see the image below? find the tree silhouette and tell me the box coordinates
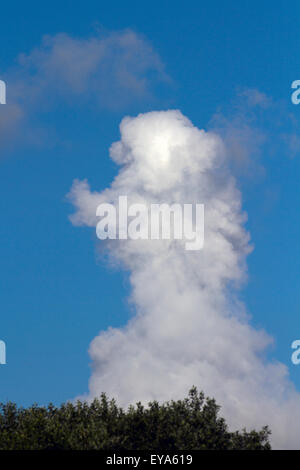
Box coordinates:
[0,387,271,450]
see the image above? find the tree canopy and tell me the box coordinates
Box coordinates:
[0,387,271,450]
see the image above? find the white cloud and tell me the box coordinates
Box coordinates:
[68,109,300,449]
[210,88,300,176]
[13,30,169,109]
[0,103,23,153]
[0,29,169,156]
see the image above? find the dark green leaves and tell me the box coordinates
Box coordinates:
[0,388,271,450]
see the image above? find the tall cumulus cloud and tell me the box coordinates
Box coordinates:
[68,110,300,449]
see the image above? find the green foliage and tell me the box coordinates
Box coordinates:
[0,387,271,450]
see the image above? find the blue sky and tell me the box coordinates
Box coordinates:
[1,0,300,408]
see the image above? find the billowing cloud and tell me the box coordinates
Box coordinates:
[68,109,300,449]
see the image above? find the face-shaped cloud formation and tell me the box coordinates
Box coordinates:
[68,110,300,449]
